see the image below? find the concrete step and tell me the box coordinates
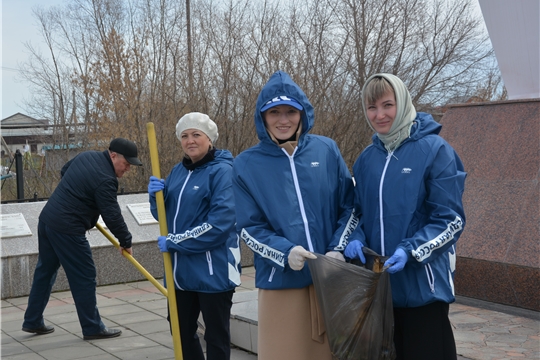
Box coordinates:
[230,290,258,354]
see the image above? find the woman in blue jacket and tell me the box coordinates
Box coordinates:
[233,71,357,360]
[148,112,241,360]
[345,73,466,360]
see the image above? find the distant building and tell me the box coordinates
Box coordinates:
[0,113,53,156]
[1,113,83,170]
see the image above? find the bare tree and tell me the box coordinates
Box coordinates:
[14,0,498,198]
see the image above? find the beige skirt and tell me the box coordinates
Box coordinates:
[258,285,333,360]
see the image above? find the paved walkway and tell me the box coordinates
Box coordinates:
[2,266,539,359]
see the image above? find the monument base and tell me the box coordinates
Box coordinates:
[1,193,254,299]
[440,99,539,311]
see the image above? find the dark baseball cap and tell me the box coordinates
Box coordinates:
[109,138,143,166]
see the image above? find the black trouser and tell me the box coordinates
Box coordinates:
[168,289,234,360]
[393,301,457,360]
[23,221,104,336]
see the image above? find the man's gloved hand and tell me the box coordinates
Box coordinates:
[325,251,345,262]
[384,248,408,274]
[148,176,165,197]
[157,236,168,252]
[344,240,366,264]
[288,246,317,271]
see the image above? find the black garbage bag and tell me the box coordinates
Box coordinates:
[307,249,396,360]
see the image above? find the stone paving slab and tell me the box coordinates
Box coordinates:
[1,267,539,360]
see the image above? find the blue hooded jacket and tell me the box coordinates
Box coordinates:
[233,71,357,290]
[150,149,241,292]
[352,113,466,308]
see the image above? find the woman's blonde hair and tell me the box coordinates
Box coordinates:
[362,76,395,105]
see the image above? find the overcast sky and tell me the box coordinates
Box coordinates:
[1,0,66,120]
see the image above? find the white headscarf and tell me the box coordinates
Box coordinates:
[361,73,417,152]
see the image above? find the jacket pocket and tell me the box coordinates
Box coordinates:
[206,251,214,275]
[424,263,435,293]
[268,267,276,282]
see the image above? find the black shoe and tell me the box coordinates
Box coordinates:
[22,325,55,335]
[83,327,122,340]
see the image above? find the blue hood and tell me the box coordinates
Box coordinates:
[214,148,234,166]
[410,112,442,139]
[255,71,314,145]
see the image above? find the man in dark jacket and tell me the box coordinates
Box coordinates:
[22,138,142,340]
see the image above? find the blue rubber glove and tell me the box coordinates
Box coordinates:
[344,240,366,264]
[384,248,408,274]
[157,236,168,252]
[148,176,164,196]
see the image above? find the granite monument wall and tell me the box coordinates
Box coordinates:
[1,193,254,299]
[439,99,539,311]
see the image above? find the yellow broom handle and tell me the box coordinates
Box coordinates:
[95,223,167,296]
[147,122,183,359]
